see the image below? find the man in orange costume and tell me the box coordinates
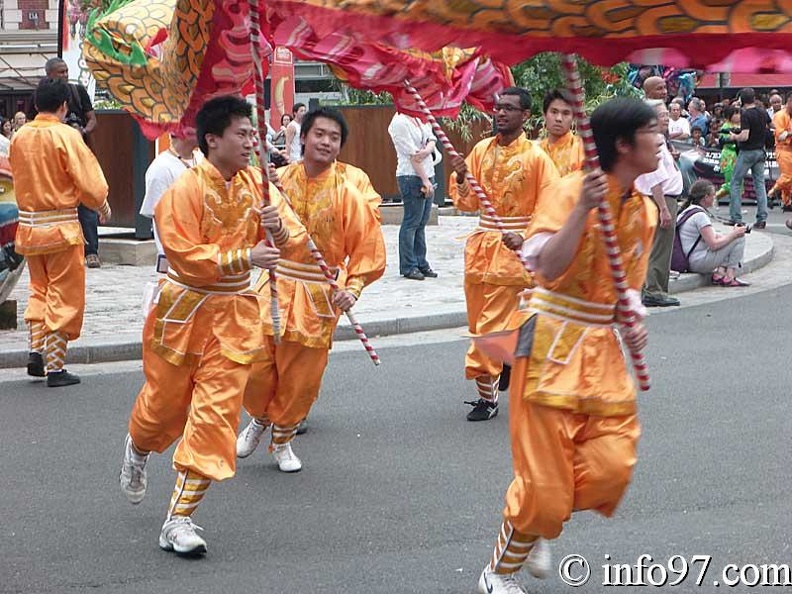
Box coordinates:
[118,96,301,557]
[10,78,109,387]
[449,87,558,422]
[537,89,585,177]
[476,98,660,594]
[770,92,792,210]
[236,106,386,472]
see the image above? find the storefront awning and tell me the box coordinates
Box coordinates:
[0,51,53,92]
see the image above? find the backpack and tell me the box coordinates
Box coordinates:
[671,206,705,273]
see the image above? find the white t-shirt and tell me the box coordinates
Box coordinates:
[287,120,302,162]
[634,141,684,197]
[387,113,436,178]
[677,205,711,262]
[668,117,690,139]
[140,150,196,254]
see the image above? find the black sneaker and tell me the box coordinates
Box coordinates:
[465,399,498,422]
[404,269,425,281]
[27,352,45,377]
[46,370,81,388]
[419,267,438,278]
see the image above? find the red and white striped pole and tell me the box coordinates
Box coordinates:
[561,54,650,391]
[401,80,533,273]
[249,0,281,343]
[270,175,380,365]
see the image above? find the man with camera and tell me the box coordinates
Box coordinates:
[43,58,102,268]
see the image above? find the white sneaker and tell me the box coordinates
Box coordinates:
[272,442,302,472]
[236,418,268,458]
[525,538,551,579]
[158,516,207,556]
[119,434,149,504]
[477,567,527,594]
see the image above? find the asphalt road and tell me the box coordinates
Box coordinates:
[1,284,791,593]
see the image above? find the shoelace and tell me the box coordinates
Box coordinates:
[499,573,526,594]
[464,399,493,407]
[170,516,204,532]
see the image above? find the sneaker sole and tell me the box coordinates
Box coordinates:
[277,464,303,473]
[120,483,146,504]
[466,409,499,422]
[158,537,207,556]
[236,444,260,459]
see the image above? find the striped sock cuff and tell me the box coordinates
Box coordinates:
[45,332,68,373]
[270,423,299,447]
[475,375,499,403]
[168,469,211,519]
[489,520,538,575]
[29,321,45,353]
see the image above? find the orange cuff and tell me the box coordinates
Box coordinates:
[218,248,251,275]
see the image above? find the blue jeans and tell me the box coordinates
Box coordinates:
[78,204,99,256]
[397,175,433,275]
[730,148,767,223]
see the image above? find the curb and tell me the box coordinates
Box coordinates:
[0,236,774,370]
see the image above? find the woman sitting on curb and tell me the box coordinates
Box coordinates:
[677,179,749,287]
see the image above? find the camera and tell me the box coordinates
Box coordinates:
[64,112,82,130]
[735,222,752,234]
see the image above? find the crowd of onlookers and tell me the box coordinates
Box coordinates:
[0,112,28,141]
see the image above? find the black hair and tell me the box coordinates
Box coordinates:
[723,106,739,121]
[292,102,306,116]
[299,106,349,149]
[542,89,575,115]
[739,87,755,104]
[35,78,70,114]
[590,98,656,173]
[681,179,715,211]
[500,87,532,111]
[195,95,251,156]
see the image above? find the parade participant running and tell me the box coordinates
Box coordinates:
[537,89,585,177]
[236,107,385,472]
[476,97,660,594]
[118,95,299,556]
[449,87,559,422]
[10,78,109,387]
[769,92,792,211]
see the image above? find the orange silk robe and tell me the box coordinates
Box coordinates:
[773,110,792,202]
[537,131,585,178]
[336,161,383,222]
[149,159,302,366]
[520,172,658,416]
[449,132,559,287]
[10,114,108,256]
[263,161,386,349]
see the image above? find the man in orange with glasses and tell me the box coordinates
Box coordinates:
[449,87,558,422]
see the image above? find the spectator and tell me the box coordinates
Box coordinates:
[1,118,12,140]
[272,113,291,148]
[642,76,668,101]
[668,101,691,141]
[284,103,306,163]
[691,125,706,147]
[676,180,748,286]
[712,103,724,120]
[635,98,683,307]
[44,57,102,267]
[12,112,26,132]
[388,111,438,280]
[727,87,770,228]
[688,97,709,137]
[715,106,743,200]
[768,93,783,119]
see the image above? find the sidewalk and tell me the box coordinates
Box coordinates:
[0,215,774,368]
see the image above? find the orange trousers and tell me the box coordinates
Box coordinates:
[243,337,329,426]
[129,314,252,482]
[24,245,85,340]
[464,280,522,379]
[502,356,640,539]
[773,149,792,206]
